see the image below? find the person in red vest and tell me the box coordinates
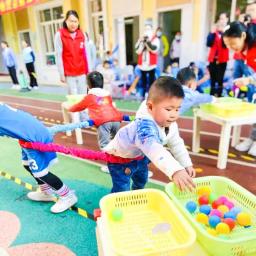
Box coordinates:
[135,20,160,98]
[55,10,89,95]
[223,21,256,157]
[206,13,229,97]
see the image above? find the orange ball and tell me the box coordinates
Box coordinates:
[216,223,230,234]
[237,212,252,226]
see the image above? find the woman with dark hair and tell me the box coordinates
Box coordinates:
[223,21,256,156]
[1,41,19,89]
[22,40,38,89]
[206,12,229,97]
[54,10,89,95]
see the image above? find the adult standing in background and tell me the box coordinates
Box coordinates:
[155,27,169,73]
[206,12,229,97]
[1,41,19,89]
[22,40,38,89]
[85,32,97,71]
[55,10,89,95]
[135,21,160,97]
[170,31,182,66]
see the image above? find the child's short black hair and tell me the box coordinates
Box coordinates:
[176,67,196,85]
[86,71,104,89]
[147,76,184,103]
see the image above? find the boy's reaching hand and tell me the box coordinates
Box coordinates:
[172,169,196,192]
[185,166,196,178]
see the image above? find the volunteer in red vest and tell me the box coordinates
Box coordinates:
[206,12,229,97]
[223,21,256,157]
[135,21,160,98]
[55,10,89,95]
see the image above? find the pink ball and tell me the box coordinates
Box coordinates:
[224,201,234,210]
[210,209,222,218]
[218,196,228,204]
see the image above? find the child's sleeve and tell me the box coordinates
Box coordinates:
[69,95,91,112]
[135,120,184,179]
[166,122,193,168]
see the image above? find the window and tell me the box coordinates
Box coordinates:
[39,6,63,65]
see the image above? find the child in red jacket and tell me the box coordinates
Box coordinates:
[68,71,123,150]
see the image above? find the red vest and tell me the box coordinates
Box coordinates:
[59,28,88,76]
[138,36,157,66]
[241,44,256,72]
[208,31,229,63]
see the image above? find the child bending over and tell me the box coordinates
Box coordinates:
[103,76,196,192]
[0,103,77,213]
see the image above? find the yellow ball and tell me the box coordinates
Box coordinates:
[237,212,252,226]
[207,228,217,236]
[197,186,211,197]
[216,223,230,234]
[196,213,208,224]
[217,205,229,215]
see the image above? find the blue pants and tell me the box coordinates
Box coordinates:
[108,157,150,193]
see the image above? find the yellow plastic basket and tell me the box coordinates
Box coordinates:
[99,189,196,256]
[165,176,256,256]
[66,94,85,104]
[200,101,256,118]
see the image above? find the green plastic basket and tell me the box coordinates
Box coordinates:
[165,176,256,256]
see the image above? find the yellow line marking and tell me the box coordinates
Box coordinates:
[241,155,255,161]
[199,148,205,152]
[14,178,21,184]
[185,145,191,150]
[228,153,237,158]
[5,173,11,179]
[44,118,49,121]
[77,208,88,218]
[50,119,55,122]
[25,183,33,190]
[56,120,61,123]
[208,149,218,154]
[195,168,203,173]
[38,116,43,119]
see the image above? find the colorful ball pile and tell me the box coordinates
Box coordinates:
[185,186,252,236]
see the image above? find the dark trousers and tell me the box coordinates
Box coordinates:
[108,157,150,193]
[26,62,38,87]
[7,66,19,85]
[209,61,227,97]
[140,69,156,97]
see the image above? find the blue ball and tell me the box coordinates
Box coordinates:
[186,201,197,213]
[209,215,221,228]
[199,205,211,215]
[224,211,236,220]
[230,207,242,217]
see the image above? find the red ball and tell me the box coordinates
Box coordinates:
[212,200,222,209]
[198,195,209,205]
[223,218,236,231]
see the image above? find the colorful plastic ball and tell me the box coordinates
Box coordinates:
[198,195,209,205]
[209,209,222,218]
[217,205,229,215]
[111,208,123,221]
[216,223,230,234]
[209,215,221,228]
[206,228,217,236]
[223,218,236,231]
[223,211,236,220]
[199,205,211,215]
[186,201,197,213]
[212,200,222,209]
[224,201,234,210]
[196,213,209,224]
[230,207,242,217]
[197,186,211,197]
[237,212,252,227]
[209,193,218,203]
[217,196,228,204]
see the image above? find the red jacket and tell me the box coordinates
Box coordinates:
[69,88,123,126]
[207,31,229,63]
[60,28,89,76]
[240,44,256,71]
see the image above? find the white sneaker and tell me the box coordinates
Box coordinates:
[100,165,109,173]
[248,142,256,157]
[148,171,153,178]
[27,191,55,202]
[235,138,254,152]
[50,192,78,213]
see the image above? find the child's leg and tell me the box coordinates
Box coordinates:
[111,122,121,140]
[97,123,113,149]
[131,157,149,190]
[107,161,137,193]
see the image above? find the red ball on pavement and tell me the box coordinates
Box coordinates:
[198,195,209,205]
[223,218,236,231]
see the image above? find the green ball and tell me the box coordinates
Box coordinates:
[209,193,218,203]
[111,208,123,221]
